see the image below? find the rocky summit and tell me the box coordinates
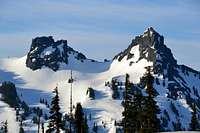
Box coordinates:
[26,36,87,71]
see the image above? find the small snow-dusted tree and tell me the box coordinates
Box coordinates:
[21,101,30,117]
[36,107,42,133]
[19,121,24,133]
[190,103,199,131]
[41,122,44,133]
[46,87,63,133]
[86,87,95,99]
[1,120,8,133]
[92,122,98,133]
[111,79,119,99]
[4,120,8,133]
[16,107,20,121]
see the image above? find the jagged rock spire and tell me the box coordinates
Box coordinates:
[114,27,176,65]
[26,36,87,71]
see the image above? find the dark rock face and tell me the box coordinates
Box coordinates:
[114,27,180,81]
[114,27,176,66]
[26,36,87,71]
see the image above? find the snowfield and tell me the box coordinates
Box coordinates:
[0,50,153,132]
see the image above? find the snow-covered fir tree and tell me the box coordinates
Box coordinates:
[0,120,8,133]
[46,86,63,133]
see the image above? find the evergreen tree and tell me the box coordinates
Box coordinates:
[21,101,29,117]
[123,73,136,132]
[0,82,20,108]
[141,66,161,133]
[190,103,199,131]
[111,79,119,99]
[86,87,95,99]
[127,91,144,132]
[32,116,38,124]
[83,115,89,133]
[74,103,88,133]
[145,66,158,97]
[4,121,8,133]
[36,107,42,133]
[122,67,160,133]
[89,113,92,121]
[92,122,98,133]
[16,108,20,121]
[46,87,63,133]
[141,96,160,133]
[122,76,145,133]
[19,121,24,133]
[41,122,44,133]
[1,120,8,133]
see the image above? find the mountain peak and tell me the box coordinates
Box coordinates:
[133,27,164,48]
[144,27,156,35]
[26,36,87,71]
[113,27,177,74]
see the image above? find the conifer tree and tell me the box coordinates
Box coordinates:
[46,87,63,133]
[111,79,119,99]
[86,87,95,99]
[36,107,42,133]
[21,101,29,117]
[19,121,24,133]
[145,66,158,97]
[123,73,136,132]
[92,122,98,133]
[16,108,20,121]
[41,122,44,133]
[142,66,160,133]
[74,103,88,133]
[83,115,89,133]
[190,103,199,131]
[122,73,145,133]
[1,120,8,133]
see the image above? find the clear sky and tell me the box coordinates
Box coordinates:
[0,0,200,70]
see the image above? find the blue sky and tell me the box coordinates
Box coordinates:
[0,0,200,70]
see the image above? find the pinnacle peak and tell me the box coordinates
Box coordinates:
[144,27,157,34]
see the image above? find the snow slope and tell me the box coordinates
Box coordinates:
[0,56,124,132]
[0,94,19,132]
[0,50,152,132]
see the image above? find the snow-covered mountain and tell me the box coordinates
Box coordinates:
[26,36,110,73]
[112,27,200,131]
[0,27,200,132]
